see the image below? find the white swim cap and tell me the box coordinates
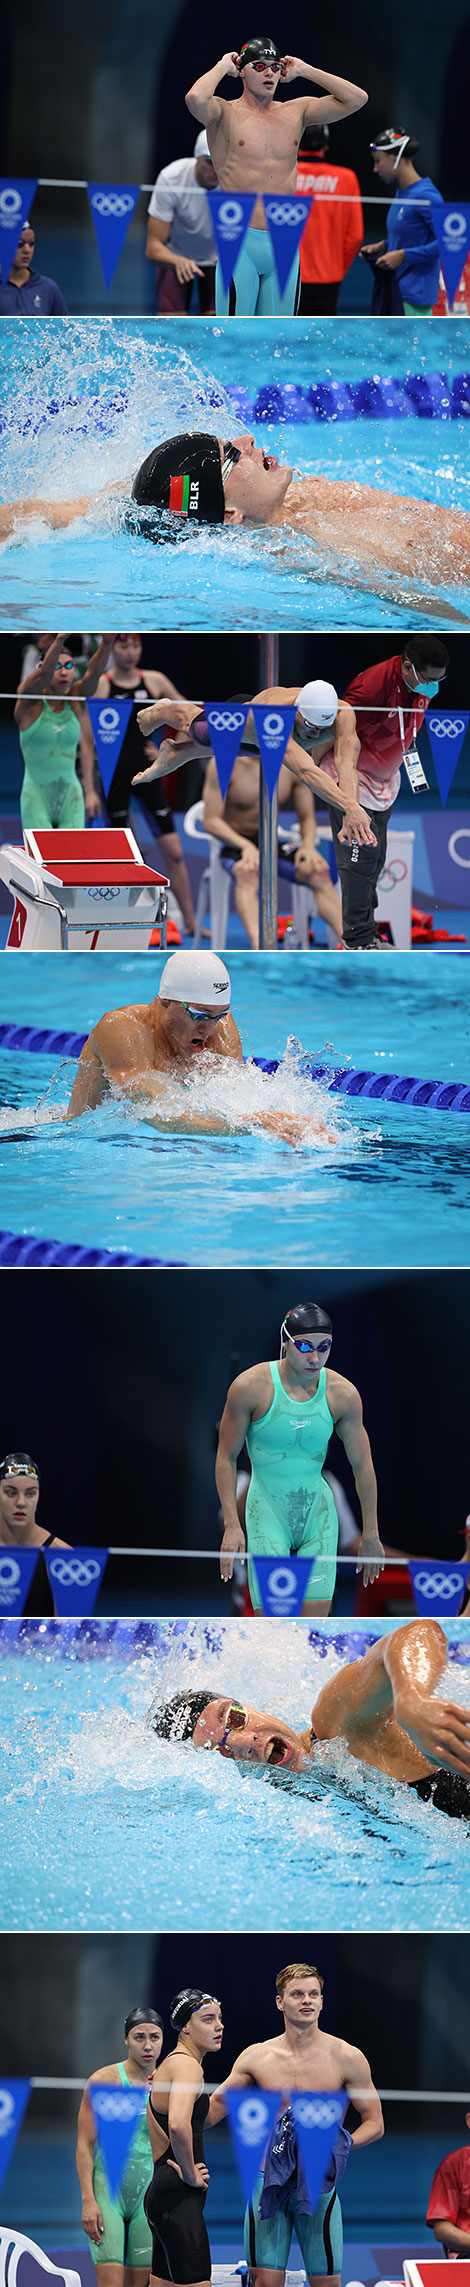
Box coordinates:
[158,950,231,1008]
[194,130,211,159]
[297,679,339,727]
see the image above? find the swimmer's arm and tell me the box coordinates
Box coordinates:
[252,690,376,846]
[207,2048,262,2125]
[212,1013,244,1062]
[311,1621,448,1738]
[145,212,204,280]
[280,59,368,120]
[16,632,69,705]
[186,53,239,122]
[65,1049,107,1119]
[168,2066,208,2186]
[341,2043,384,2145]
[78,638,119,697]
[331,1380,384,1583]
[216,1375,255,1567]
[0,496,94,542]
[76,2072,117,2234]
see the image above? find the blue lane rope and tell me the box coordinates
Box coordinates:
[1,1024,470,1113]
[0,1619,467,1661]
[226,372,470,425]
[0,1229,185,1267]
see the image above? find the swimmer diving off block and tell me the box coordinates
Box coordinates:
[147,1620,470,1819]
[185,40,368,316]
[64,949,335,1146]
[2,432,469,613]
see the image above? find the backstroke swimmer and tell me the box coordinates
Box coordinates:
[144,1990,223,2287]
[64,949,336,1147]
[146,1620,470,1819]
[76,2007,164,2287]
[1,433,469,612]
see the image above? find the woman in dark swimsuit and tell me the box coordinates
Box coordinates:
[145,1989,223,2287]
[0,1451,70,1615]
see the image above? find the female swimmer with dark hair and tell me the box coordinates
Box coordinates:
[145,1990,223,2287]
[76,2009,164,2287]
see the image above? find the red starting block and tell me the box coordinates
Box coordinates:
[0,828,169,949]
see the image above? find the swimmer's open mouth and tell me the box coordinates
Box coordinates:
[263,454,278,471]
[265,1736,291,1765]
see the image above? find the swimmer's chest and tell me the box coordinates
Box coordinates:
[248,1368,333,1460]
[222,101,300,166]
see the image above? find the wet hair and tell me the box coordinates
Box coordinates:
[147,1690,216,1742]
[276,1962,324,1999]
[0,1451,40,1481]
[283,1303,333,1339]
[402,636,450,672]
[124,2007,164,2039]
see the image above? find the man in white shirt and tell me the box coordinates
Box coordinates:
[146,130,217,311]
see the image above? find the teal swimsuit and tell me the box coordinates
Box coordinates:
[19,699,85,830]
[215,226,301,316]
[245,1362,338,1608]
[245,2168,344,2277]
[89,2064,153,2270]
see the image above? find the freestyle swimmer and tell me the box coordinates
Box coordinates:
[145,1991,223,2287]
[216,1298,385,1611]
[76,2006,164,2287]
[146,1620,470,1817]
[64,949,334,1146]
[2,432,469,602]
[208,1960,383,2287]
[185,42,368,316]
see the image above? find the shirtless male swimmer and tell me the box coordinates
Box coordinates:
[146,1620,470,1819]
[185,40,368,316]
[64,949,333,1147]
[2,432,469,606]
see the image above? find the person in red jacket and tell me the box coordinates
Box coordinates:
[427,2114,470,2255]
[297,123,363,313]
[318,634,450,947]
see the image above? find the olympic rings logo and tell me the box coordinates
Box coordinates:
[442,212,467,244]
[266,1565,298,1600]
[264,200,307,226]
[293,2098,343,2129]
[97,707,121,737]
[0,188,22,223]
[92,2091,142,2120]
[428,717,465,737]
[237,2096,271,2143]
[413,1570,464,1599]
[207,710,245,732]
[377,859,408,892]
[87,886,121,900]
[48,1557,102,1585]
[448,830,470,869]
[0,1555,21,1592]
[217,199,245,237]
[0,2090,15,2135]
[91,192,135,218]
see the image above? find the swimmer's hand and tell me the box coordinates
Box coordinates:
[220,1523,246,1581]
[356,1531,386,1586]
[223,50,244,74]
[81,2199,104,2244]
[376,248,405,270]
[253,1109,336,1148]
[174,254,205,282]
[187,2163,210,2189]
[338,804,377,848]
[395,1692,470,1779]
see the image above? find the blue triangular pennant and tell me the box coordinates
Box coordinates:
[0,1549,39,1615]
[252,1557,314,1615]
[207,192,256,289]
[43,1547,108,1616]
[86,698,134,796]
[292,2092,345,2208]
[203,702,250,797]
[89,2083,148,2198]
[425,710,470,806]
[226,2088,281,2205]
[432,203,470,309]
[0,2081,31,2192]
[251,704,297,798]
[87,185,141,290]
[263,195,313,293]
[408,1560,469,1617]
[0,180,37,280]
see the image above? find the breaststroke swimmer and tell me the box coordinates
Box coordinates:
[76,2006,164,2287]
[207,1959,383,2287]
[146,1621,470,1819]
[145,1989,223,2287]
[3,432,468,607]
[185,41,368,316]
[64,949,335,1147]
[216,1298,385,1612]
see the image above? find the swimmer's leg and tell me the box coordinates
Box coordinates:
[20,775,57,830]
[329,799,393,949]
[215,234,264,316]
[295,2186,343,2287]
[257,251,301,317]
[244,2171,292,2285]
[59,779,86,828]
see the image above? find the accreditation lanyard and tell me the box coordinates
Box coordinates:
[397,703,429,793]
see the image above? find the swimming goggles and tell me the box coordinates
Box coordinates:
[281,1320,332,1356]
[222,442,242,489]
[218,1703,249,1756]
[181,1003,218,1021]
[0,1461,39,1479]
[250,57,280,70]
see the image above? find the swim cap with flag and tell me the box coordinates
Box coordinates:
[170,1990,216,2031]
[370,127,419,166]
[158,950,231,1008]
[132,434,225,523]
[239,37,281,66]
[297,680,339,728]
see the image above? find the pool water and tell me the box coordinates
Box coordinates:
[0,319,469,631]
[0,952,469,1266]
[1,1618,469,1932]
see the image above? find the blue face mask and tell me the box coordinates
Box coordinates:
[407,666,442,697]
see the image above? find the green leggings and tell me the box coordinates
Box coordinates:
[20,771,85,830]
[88,2156,152,2270]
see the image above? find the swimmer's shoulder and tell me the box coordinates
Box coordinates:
[324,1368,363,1420]
[85,2062,121,2089]
[213,1011,244,1061]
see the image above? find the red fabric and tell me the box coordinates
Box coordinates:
[342,654,429,779]
[427,2149,470,2230]
[433,252,470,313]
[297,159,363,281]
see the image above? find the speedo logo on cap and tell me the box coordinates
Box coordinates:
[169,474,200,515]
[213,978,229,992]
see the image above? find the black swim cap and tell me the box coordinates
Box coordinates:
[239,36,281,66]
[0,1452,40,1480]
[124,2007,164,2039]
[283,1302,333,1337]
[370,127,419,161]
[146,1690,216,1742]
[132,434,225,524]
[170,1990,216,2032]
